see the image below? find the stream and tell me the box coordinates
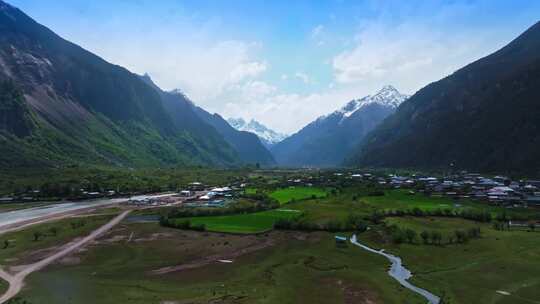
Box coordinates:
[350,235,440,304]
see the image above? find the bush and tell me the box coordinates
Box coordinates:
[420,230,430,244]
[324,220,344,232]
[163,195,279,220]
[454,230,468,243]
[405,229,417,243]
[159,218,206,232]
[367,191,385,196]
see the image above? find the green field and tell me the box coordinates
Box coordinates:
[186,209,300,233]
[19,223,426,304]
[361,190,538,218]
[385,216,482,235]
[269,187,328,204]
[244,187,259,195]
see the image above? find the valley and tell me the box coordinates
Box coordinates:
[1,1,540,303]
[1,169,539,304]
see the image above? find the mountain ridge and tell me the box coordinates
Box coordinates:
[0,0,242,169]
[271,86,408,167]
[349,21,540,176]
[140,74,275,167]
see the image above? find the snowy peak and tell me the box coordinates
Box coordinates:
[339,85,409,118]
[228,118,247,129]
[227,118,287,145]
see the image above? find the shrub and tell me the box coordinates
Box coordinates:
[420,230,430,244]
[405,229,417,243]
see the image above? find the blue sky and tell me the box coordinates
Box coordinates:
[9,0,540,133]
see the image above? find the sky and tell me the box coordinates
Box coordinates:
[9,0,540,134]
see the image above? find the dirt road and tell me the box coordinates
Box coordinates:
[0,210,131,303]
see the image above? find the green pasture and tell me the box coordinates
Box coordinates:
[186,209,300,233]
[269,186,328,204]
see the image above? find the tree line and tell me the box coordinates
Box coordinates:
[386,224,482,245]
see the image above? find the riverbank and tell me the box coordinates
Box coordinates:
[351,235,440,304]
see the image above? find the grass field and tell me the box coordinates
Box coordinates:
[19,223,426,304]
[186,209,300,233]
[244,188,259,195]
[282,188,537,226]
[0,214,115,265]
[359,217,540,304]
[361,190,536,218]
[385,216,483,237]
[0,278,7,296]
[269,187,328,204]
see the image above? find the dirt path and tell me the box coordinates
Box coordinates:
[0,210,131,303]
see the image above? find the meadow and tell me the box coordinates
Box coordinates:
[268,186,328,204]
[19,222,426,304]
[186,209,300,233]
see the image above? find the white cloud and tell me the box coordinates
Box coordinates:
[230,80,277,101]
[57,1,524,134]
[311,24,324,38]
[294,72,311,84]
[310,24,325,46]
[229,61,267,83]
[331,18,506,95]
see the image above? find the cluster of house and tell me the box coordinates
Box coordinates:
[350,172,540,207]
[183,186,234,208]
[127,194,183,206]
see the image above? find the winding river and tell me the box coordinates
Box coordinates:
[350,235,440,304]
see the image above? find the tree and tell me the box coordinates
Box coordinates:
[420,230,430,244]
[528,221,536,232]
[405,229,417,244]
[430,231,442,245]
[370,211,383,224]
[33,231,43,241]
[49,227,58,236]
[454,230,467,243]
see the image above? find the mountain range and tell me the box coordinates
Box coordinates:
[2,0,540,177]
[349,21,540,177]
[271,86,408,167]
[0,1,272,169]
[227,118,287,148]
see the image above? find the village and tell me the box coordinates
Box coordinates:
[365,172,540,208]
[126,183,238,208]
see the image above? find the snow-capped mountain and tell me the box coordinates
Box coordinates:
[227,118,287,147]
[271,85,408,167]
[337,85,408,119]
